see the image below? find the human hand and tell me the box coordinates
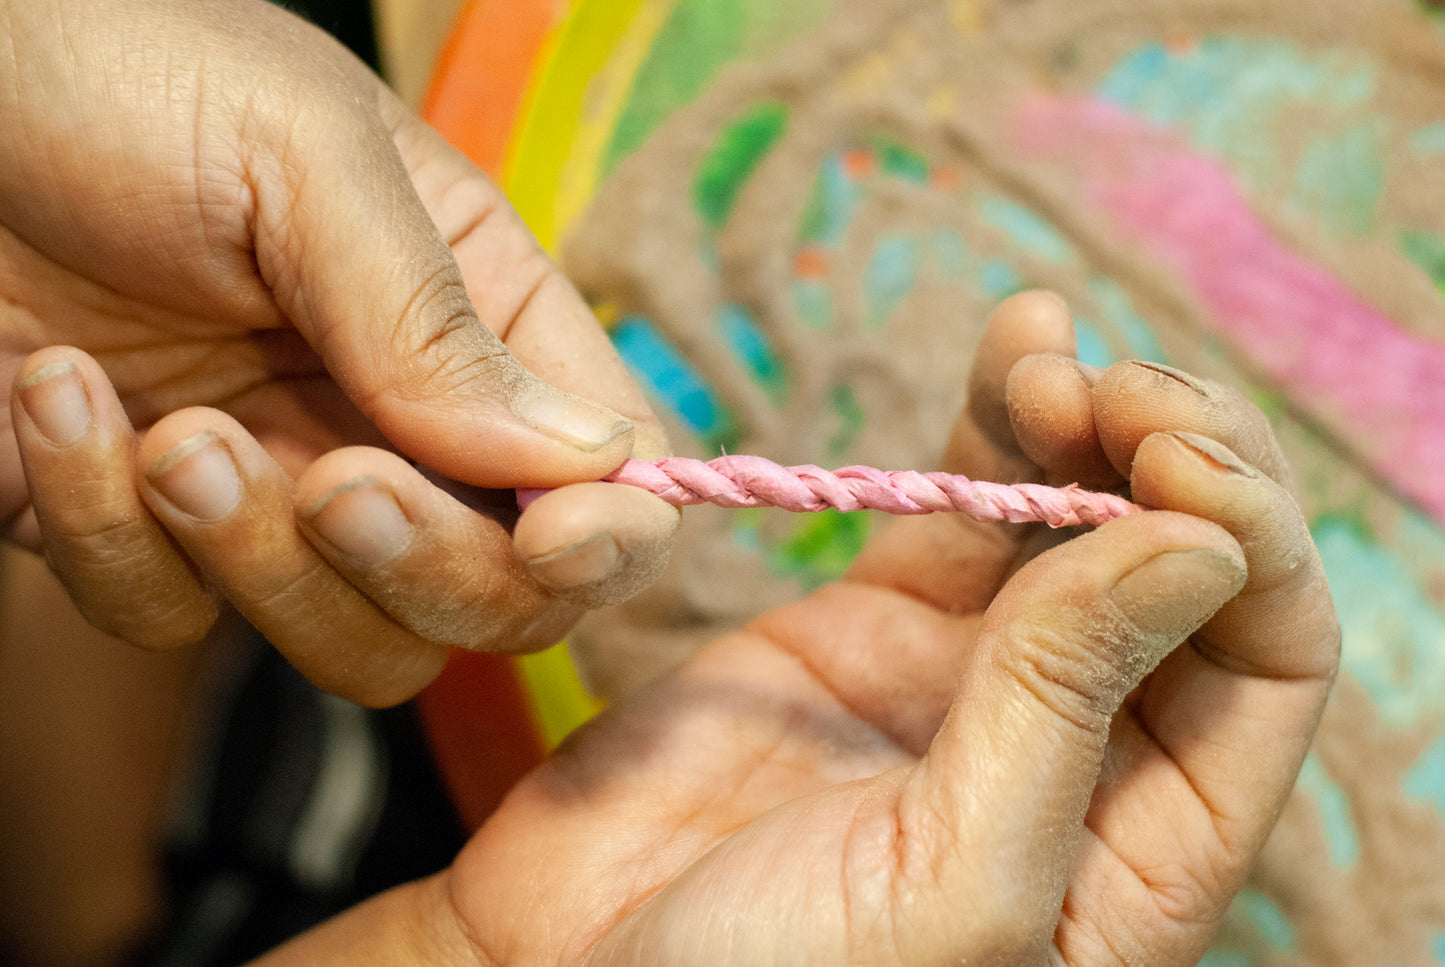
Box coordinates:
[259,292,1339,964]
[0,0,675,704]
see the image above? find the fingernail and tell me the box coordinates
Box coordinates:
[524,532,621,591]
[1127,361,1209,396]
[302,478,413,565]
[1164,432,1258,477]
[146,432,242,521]
[18,361,91,447]
[511,386,632,453]
[1108,549,1246,641]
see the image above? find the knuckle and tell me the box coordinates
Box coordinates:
[992,613,1123,735]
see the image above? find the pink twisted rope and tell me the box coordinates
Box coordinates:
[528,456,1140,528]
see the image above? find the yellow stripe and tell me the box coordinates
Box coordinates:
[502,0,676,250]
[502,0,677,745]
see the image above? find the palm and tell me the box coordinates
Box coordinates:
[439,311,1338,965]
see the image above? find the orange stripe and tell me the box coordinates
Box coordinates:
[423,0,567,177]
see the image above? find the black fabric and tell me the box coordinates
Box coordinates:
[142,644,466,967]
[268,0,380,71]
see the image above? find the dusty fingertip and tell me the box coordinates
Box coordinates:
[515,483,678,608]
[1107,547,1247,646]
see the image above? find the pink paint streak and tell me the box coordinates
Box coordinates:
[1013,95,1445,522]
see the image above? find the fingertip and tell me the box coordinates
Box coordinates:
[968,291,1077,456]
[1005,353,1119,490]
[514,482,678,608]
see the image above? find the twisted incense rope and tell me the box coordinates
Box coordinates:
[588,456,1140,528]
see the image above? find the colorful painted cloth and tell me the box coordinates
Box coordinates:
[430,0,1445,961]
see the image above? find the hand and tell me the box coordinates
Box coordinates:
[258,292,1340,965]
[0,0,676,705]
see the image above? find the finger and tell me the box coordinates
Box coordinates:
[1092,360,1292,486]
[1005,353,1119,491]
[11,348,217,649]
[1055,433,1338,962]
[379,88,670,462]
[136,409,448,707]
[900,511,1246,960]
[292,451,677,649]
[963,289,1077,469]
[240,11,637,488]
[847,290,1074,611]
[512,482,679,609]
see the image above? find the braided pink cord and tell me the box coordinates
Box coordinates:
[595,456,1140,528]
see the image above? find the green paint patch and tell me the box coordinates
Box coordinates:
[826,383,866,461]
[1402,229,1445,293]
[693,102,790,229]
[870,135,930,184]
[768,509,873,587]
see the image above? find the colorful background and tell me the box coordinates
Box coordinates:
[421,1,1445,961]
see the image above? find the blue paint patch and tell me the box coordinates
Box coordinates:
[611,316,730,443]
[1073,317,1116,368]
[1091,279,1169,364]
[1232,889,1296,951]
[976,196,1077,263]
[1432,932,1445,962]
[977,259,1025,299]
[1314,516,1445,727]
[1295,753,1360,868]
[716,303,787,401]
[863,234,918,329]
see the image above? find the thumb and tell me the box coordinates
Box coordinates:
[902,512,1246,956]
[243,55,633,488]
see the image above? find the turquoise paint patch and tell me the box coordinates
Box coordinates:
[1293,122,1385,237]
[1091,279,1169,364]
[1296,753,1360,868]
[793,280,833,329]
[863,235,918,329]
[1412,123,1445,156]
[1196,952,1251,967]
[1073,317,1116,368]
[1405,731,1445,811]
[1097,38,1384,236]
[1433,933,1445,961]
[932,229,971,276]
[611,316,736,449]
[1232,890,1296,951]
[1314,516,1445,727]
[716,303,787,402]
[978,259,1025,299]
[797,156,857,247]
[976,195,1077,263]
